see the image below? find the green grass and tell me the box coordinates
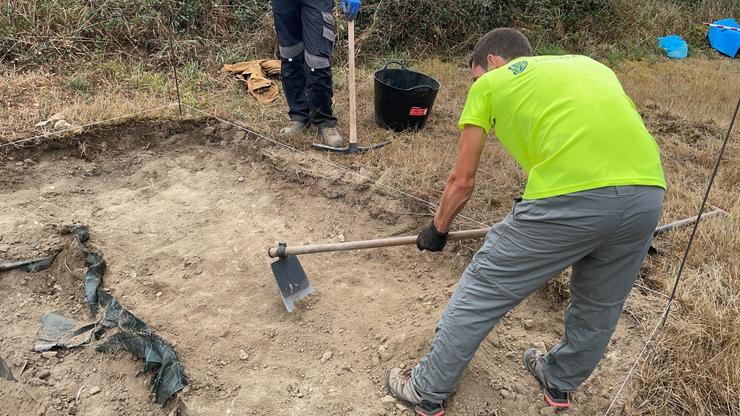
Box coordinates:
[68,76,89,94]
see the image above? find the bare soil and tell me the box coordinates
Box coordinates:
[0,120,666,416]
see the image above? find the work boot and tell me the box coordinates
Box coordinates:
[278,120,308,137]
[319,126,343,147]
[523,348,572,409]
[386,368,445,416]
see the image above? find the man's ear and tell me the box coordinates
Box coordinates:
[486,54,507,70]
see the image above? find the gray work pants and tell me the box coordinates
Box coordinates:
[411,185,664,403]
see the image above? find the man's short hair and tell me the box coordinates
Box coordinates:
[469,28,533,68]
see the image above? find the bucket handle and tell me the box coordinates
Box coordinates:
[406,84,435,92]
[381,61,409,71]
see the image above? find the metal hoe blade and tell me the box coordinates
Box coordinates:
[311,141,391,153]
[271,255,313,312]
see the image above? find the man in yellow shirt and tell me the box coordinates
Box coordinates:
[386,28,666,415]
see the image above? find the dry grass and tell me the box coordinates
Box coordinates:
[1,52,739,415]
[614,58,740,416]
[618,58,740,125]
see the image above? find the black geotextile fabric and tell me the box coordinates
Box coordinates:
[0,357,16,382]
[74,226,104,315]
[0,251,60,273]
[95,291,187,405]
[3,225,187,405]
[35,312,96,352]
[74,226,187,405]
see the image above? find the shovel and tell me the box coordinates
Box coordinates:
[312,19,390,153]
[268,227,490,311]
[267,206,728,312]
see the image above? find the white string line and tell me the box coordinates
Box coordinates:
[0,103,178,149]
[634,282,672,300]
[182,103,491,229]
[603,301,671,415]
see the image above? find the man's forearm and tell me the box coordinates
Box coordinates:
[431,125,486,234]
[433,175,476,233]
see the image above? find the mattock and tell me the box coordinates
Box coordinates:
[312,19,390,153]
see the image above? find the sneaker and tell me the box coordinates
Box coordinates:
[278,120,308,137]
[386,368,445,416]
[319,126,343,147]
[523,348,572,409]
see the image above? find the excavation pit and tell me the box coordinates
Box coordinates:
[0,119,667,415]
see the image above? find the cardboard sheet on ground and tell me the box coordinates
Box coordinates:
[223,59,281,103]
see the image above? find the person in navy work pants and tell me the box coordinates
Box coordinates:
[271,0,360,147]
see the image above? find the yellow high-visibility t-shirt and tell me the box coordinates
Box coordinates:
[458,55,666,199]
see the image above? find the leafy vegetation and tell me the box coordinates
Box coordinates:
[1,0,737,69]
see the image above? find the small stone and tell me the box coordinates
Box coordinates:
[380,395,396,404]
[232,130,247,142]
[41,351,58,359]
[377,345,391,362]
[238,349,249,361]
[539,406,557,415]
[296,391,305,398]
[337,234,346,242]
[88,386,101,396]
[37,371,51,380]
[523,319,534,330]
[513,383,527,395]
[156,292,163,297]
[488,335,501,347]
[500,388,513,400]
[237,176,245,183]
[320,351,333,363]
[395,403,406,411]
[202,126,216,136]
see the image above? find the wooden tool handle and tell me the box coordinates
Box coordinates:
[268,227,490,258]
[652,206,726,236]
[348,19,357,146]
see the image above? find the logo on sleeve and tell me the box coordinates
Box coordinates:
[507,61,528,76]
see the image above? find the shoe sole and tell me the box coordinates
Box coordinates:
[385,369,445,416]
[523,349,572,409]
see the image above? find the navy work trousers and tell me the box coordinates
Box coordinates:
[272,0,337,127]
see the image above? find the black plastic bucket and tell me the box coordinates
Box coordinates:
[374,61,441,132]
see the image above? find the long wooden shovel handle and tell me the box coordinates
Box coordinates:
[268,227,491,258]
[348,19,357,146]
[267,206,728,258]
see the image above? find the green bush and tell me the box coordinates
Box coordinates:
[354,0,614,57]
[0,0,737,68]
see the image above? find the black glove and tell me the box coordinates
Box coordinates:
[416,221,449,252]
